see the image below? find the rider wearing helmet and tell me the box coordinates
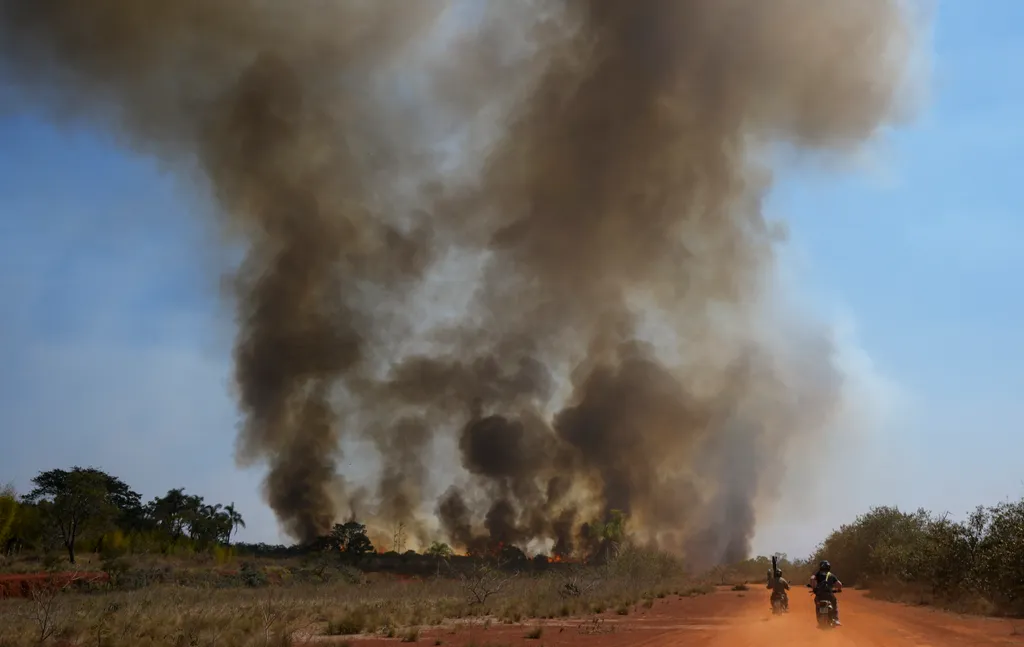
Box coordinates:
[767,568,790,610]
[808,560,843,625]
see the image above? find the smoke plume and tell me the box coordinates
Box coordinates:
[0,0,916,564]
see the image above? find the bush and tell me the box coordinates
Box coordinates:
[240,561,268,588]
[327,608,370,635]
[813,500,1024,616]
[401,628,420,642]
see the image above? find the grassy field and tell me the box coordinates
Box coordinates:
[0,548,717,647]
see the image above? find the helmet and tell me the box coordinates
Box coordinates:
[819,560,830,571]
[774,569,782,578]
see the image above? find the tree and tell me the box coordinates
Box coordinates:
[188,502,232,547]
[586,509,627,563]
[392,521,407,553]
[224,503,246,542]
[499,543,527,564]
[0,484,18,551]
[97,472,143,527]
[147,488,194,541]
[147,489,238,547]
[6,501,44,555]
[25,467,123,563]
[459,561,519,606]
[328,521,374,558]
[979,500,1024,608]
[426,541,453,558]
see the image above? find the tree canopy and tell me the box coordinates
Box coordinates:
[24,467,129,563]
[327,521,375,558]
[5,466,247,564]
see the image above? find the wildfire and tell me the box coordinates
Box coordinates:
[546,554,583,564]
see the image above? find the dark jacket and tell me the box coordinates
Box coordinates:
[809,571,841,596]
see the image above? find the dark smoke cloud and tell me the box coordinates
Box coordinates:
[0,0,449,542]
[0,0,916,562]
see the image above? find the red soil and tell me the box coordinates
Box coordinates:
[319,587,1024,646]
[0,571,110,599]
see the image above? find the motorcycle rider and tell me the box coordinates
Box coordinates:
[767,568,790,611]
[807,560,843,626]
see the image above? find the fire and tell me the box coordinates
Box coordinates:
[546,553,585,565]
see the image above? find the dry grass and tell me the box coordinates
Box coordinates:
[0,548,707,646]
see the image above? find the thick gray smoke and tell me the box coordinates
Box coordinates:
[0,0,915,565]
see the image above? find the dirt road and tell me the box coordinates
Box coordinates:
[349,587,1024,646]
[694,588,1024,647]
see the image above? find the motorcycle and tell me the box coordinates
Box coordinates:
[767,556,788,615]
[809,587,841,628]
[770,593,788,615]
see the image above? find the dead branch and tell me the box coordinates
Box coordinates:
[459,561,520,606]
[559,564,601,598]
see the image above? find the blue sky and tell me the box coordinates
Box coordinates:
[1,3,1021,558]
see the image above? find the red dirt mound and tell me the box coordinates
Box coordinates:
[0,571,110,599]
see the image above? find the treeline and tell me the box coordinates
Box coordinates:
[811,501,1024,616]
[235,509,631,566]
[0,466,245,564]
[17,467,1021,618]
[1,466,624,569]
[711,554,815,585]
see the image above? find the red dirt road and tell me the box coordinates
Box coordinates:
[343,588,1024,646]
[693,589,1024,647]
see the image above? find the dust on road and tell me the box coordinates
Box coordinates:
[676,588,1022,647]
[346,587,1023,646]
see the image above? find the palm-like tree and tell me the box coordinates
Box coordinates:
[224,503,245,542]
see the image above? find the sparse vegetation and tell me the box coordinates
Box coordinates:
[0,469,709,645]
[4,465,1023,646]
[0,555,702,646]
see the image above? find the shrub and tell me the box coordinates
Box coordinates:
[812,500,1024,616]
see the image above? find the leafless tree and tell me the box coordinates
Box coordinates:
[458,560,520,606]
[19,572,76,645]
[559,564,601,598]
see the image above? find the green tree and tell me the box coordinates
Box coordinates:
[224,502,246,542]
[587,509,627,563]
[147,488,194,541]
[0,484,18,551]
[808,498,1024,615]
[426,541,453,558]
[4,500,44,554]
[328,521,375,558]
[97,472,143,526]
[979,500,1024,609]
[187,502,232,547]
[147,489,238,548]
[25,467,125,563]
